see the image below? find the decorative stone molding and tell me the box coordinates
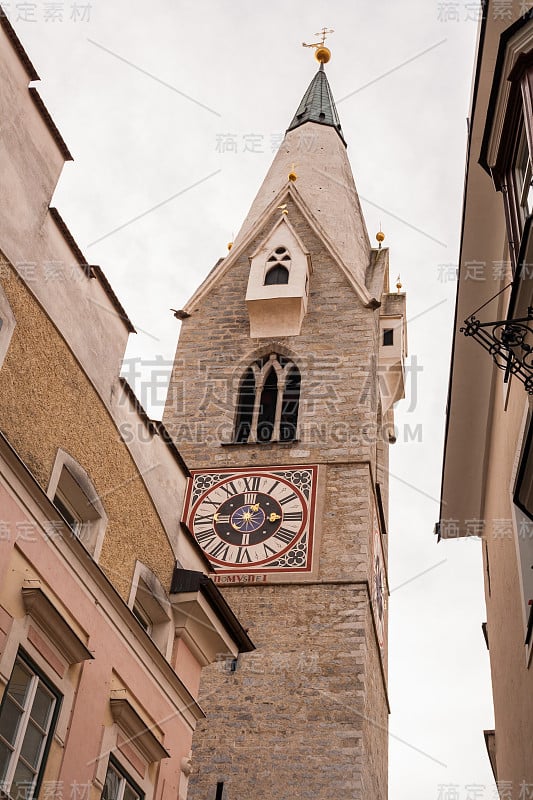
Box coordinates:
[21,582,93,664]
[170,569,254,665]
[109,691,170,763]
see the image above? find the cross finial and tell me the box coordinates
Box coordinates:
[316,27,334,45]
[302,27,334,64]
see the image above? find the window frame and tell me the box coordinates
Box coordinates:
[102,755,144,800]
[0,650,62,800]
[233,354,301,445]
[511,411,533,665]
[514,413,533,523]
[47,450,108,560]
[53,489,83,536]
[132,600,153,636]
[127,563,173,658]
[503,112,532,269]
[264,246,292,286]
[492,51,533,271]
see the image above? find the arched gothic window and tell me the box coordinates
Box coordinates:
[234,354,300,444]
[264,247,291,285]
[234,367,256,443]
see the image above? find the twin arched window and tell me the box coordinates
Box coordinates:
[234,354,300,443]
[264,247,290,286]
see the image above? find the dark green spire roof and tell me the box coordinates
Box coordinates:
[287,63,345,145]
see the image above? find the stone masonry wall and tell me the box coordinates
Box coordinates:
[188,583,371,800]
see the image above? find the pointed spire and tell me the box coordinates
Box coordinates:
[287,64,345,145]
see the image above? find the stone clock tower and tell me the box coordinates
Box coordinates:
[163,41,406,800]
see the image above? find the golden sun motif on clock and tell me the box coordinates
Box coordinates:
[183,468,317,574]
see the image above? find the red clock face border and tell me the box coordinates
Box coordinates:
[183,466,318,574]
[371,500,386,648]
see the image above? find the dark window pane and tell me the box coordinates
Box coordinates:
[7,664,31,707]
[20,722,44,768]
[31,686,53,730]
[234,368,256,443]
[53,494,81,534]
[257,368,278,443]
[132,603,151,632]
[0,739,12,781]
[124,783,141,800]
[265,266,289,285]
[383,329,394,346]
[11,758,36,798]
[103,764,121,800]
[516,420,533,521]
[0,698,23,745]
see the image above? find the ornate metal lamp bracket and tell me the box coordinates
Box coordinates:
[460,306,533,394]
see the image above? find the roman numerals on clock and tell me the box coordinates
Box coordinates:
[273,527,296,545]
[283,511,303,522]
[184,467,317,573]
[243,476,261,492]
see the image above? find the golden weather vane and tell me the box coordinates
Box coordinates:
[302,27,334,64]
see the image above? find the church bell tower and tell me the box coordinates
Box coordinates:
[163,35,407,800]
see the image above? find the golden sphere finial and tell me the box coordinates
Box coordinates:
[376,230,385,244]
[227,241,233,251]
[302,28,334,64]
[315,46,331,64]
[288,163,298,182]
[396,274,403,293]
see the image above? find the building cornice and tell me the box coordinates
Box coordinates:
[28,88,73,162]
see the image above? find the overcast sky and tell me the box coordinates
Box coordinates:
[9,1,493,797]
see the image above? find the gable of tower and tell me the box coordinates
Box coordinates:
[180,184,378,324]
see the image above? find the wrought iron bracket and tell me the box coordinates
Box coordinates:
[460,306,533,394]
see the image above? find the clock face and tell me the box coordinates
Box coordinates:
[183,467,318,574]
